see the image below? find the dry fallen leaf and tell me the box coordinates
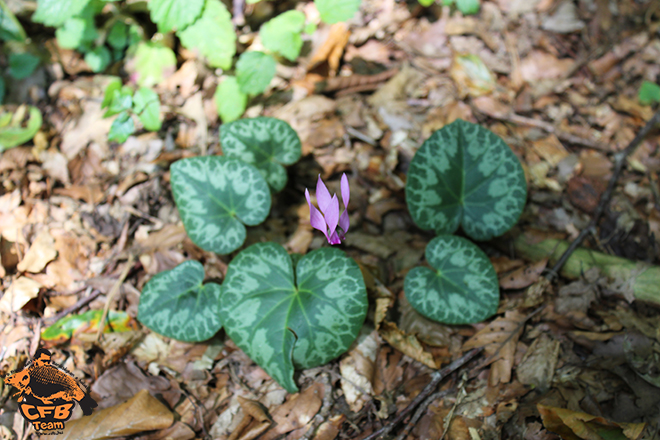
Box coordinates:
[515,333,560,389]
[308,22,350,76]
[340,328,379,412]
[499,259,547,290]
[53,389,173,440]
[379,321,438,369]
[260,382,323,440]
[17,229,58,273]
[0,276,42,313]
[537,403,645,440]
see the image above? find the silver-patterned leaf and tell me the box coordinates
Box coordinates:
[219,243,367,393]
[405,119,527,241]
[220,117,302,192]
[138,260,222,342]
[404,235,499,325]
[170,156,271,255]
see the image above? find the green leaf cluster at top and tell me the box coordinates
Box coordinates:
[404,119,527,325]
[102,78,162,143]
[441,0,481,15]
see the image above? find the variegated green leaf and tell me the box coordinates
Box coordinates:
[405,119,527,241]
[170,156,271,255]
[220,117,302,192]
[137,260,222,342]
[219,243,367,393]
[405,235,499,325]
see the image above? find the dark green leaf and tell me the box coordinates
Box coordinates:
[138,260,222,342]
[220,243,368,393]
[149,0,204,33]
[107,21,128,50]
[8,53,40,80]
[170,156,272,255]
[103,85,133,117]
[0,77,4,104]
[108,111,135,143]
[236,51,276,96]
[177,0,235,69]
[85,45,111,72]
[405,235,499,325]
[405,119,527,241]
[260,10,305,62]
[639,81,660,106]
[0,0,27,41]
[220,117,301,191]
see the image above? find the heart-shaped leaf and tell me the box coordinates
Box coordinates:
[170,156,271,255]
[220,117,302,192]
[404,235,499,325]
[138,260,222,342]
[405,119,527,241]
[219,243,367,393]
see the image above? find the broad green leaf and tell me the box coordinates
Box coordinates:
[405,119,527,241]
[260,10,305,62]
[177,0,235,69]
[170,156,271,255]
[42,310,137,344]
[32,0,91,27]
[102,77,122,109]
[220,243,368,393]
[404,235,498,325]
[0,105,42,151]
[456,0,480,14]
[215,76,247,123]
[418,0,435,5]
[103,85,133,117]
[56,17,97,49]
[133,87,161,131]
[8,52,39,79]
[0,0,27,42]
[236,51,276,96]
[315,0,360,24]
[149,0,204,33]
[639,81,660,106]
[220,117,301,192]
[107,21,128,50]
[132,42,176,88]
[108,111,134,143]
[85,45,111,72]
[138,260,222,342]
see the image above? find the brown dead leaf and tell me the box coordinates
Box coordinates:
[450,53,496,98]
[520,51,573,82]
[52,389,173,440]
[16,229,57,273]
[260,383,323,440]
[340,328,378,412]
[499,259,547,290]
[308,23,350,76]
[515,333,560,389]
[566,175,607,214]
[0,276,42,313]
[530,135,570,167]
[463,310,526,386]
[537,404,646,440]
[379,321,438,369]
[91,361,173,409]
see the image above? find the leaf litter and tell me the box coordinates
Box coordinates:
[1,1,660,439]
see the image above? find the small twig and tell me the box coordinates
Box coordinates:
[345,126,377,146]
[394,389,452,440]
[546,109,660,281]
[43,287,101,326]
[439,372,467,440]
[362,348,482,440]
[95,254,135,341]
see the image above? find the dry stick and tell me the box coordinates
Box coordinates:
[43,287,102,326]
[545,109,660,281]
[361,347,483,440]
[95,254,135,341]
[394,389,453,440]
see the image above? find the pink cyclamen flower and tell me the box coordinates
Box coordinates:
[305,173,350,245]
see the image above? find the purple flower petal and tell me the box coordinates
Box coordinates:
[340,173,350,208]
[316,175,333,214]
[306,189,329,241]
[328,230,342,245]
[339,210,349,235]
[325,194,339,238]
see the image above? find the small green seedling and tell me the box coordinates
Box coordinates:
[441,0,480,15]
[405,119,527,241]
[220,117,302,192]
[170,156,272,255]
[138,260,222,342]
[219,242,368,393]
[102,78,162,143]
[639,81,660,106]
[404,235,499,325]
[0,105,42,151]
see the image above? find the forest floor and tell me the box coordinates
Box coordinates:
[1,0,660,439]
